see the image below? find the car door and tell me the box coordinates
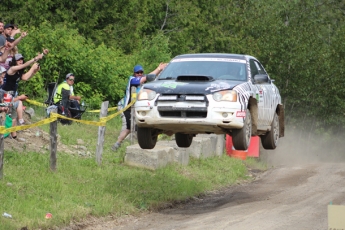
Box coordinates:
[249,59,276,127]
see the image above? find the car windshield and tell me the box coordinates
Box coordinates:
[158,58,247,81]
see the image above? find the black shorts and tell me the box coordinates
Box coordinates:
[123,109,131,130]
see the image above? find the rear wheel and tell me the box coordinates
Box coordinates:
[261,113,279,149]
[175,133,193,148]
[232,109,252,150]
[137,127,158,149]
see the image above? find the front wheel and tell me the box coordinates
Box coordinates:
[232,109,252,150]
[175,133,193,148]
[137,127,158,149]
[261,113,279,149]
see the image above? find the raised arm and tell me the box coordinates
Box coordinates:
[7,49,49,76]
[140,62,167,84]
[21,63,40,81]
[12,31,27,47]
[149,62,168,75]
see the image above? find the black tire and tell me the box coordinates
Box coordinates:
[261,113,279,149]
[137,127,158,149]
[232,109,252,150]
[175,133,193,148]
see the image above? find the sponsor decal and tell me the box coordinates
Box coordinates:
[205,82,231,92]
[236,111,246,117]
[161,82,187,89]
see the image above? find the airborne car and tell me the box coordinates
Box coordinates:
[134,53,284,150]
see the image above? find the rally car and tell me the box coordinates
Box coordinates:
[134,53,284,150]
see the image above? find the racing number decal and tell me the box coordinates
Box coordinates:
[236,111,246,117]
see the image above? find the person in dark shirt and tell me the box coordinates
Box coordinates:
[1,49,49,138]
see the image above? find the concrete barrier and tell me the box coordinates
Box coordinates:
[124,134,225,170]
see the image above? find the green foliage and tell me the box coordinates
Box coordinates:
[2,0,345,129]
[15,22,170,108]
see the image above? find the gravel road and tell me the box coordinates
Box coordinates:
[80,128,345,230]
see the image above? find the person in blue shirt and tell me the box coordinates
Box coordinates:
[112,63,167,151]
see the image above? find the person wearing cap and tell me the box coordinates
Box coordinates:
[1,49,49,138]
[0,23,14,47]
[0,66,28,118]
[3,24,14,37]
[53,73,82,117]
[0,31,27,65]
[111,62,167,151]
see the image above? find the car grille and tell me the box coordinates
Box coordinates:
[156,94,208,118]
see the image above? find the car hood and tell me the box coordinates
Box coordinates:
[143,79,243,94]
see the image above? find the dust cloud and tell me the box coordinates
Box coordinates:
[259,125,345,167]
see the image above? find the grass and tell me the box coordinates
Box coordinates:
[0,101,265,230]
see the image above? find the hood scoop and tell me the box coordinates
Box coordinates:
[176,75,214,82]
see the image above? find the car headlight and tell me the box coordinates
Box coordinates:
[137,89,157,101]
[213,90,237,102]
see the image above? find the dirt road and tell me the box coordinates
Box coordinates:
[84,163,343,230]
[80,129,345,230]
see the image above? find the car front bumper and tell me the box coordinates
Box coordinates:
[134,95,246,134]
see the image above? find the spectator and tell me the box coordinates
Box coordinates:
[3,24,13,38]
[1,50,48,138]
[111,62,167,151]
[0,21,5,46]
[53,73,82,118]
[0,66,8,112]
[0,66,26,115]
[0,31,28,69]
[0,37,17,63]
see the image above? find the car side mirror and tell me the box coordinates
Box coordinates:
[253,74,269,84]
[146,74,156,82]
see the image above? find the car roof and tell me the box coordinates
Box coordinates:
[173,53,255,61]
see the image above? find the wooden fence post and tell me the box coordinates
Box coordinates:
[50,119,58,171]
[0,114,4,179]
[96,101,109,165]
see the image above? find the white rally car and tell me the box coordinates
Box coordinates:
[134,53,284,150]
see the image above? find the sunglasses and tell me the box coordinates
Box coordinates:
[68,78,75,81]
[135,71,143,74]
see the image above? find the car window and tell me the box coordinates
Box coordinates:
[255,61,267,75]
[159,59,247,81]
[249,59,259,78]
[250,59,267,78]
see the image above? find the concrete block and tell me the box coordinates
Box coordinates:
[184,134,224,158]
[157,141,190,166]
[125,144,175,170]
[187,135,213,158]
[215,134,225,156]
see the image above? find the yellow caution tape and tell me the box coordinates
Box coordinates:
[87,106,118,113]
[6,98,137,130]
[25,99,119,113]
[101,99,135,123]
[50,113,106,126]
[0,116,57,134]
[25,99,47,107]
